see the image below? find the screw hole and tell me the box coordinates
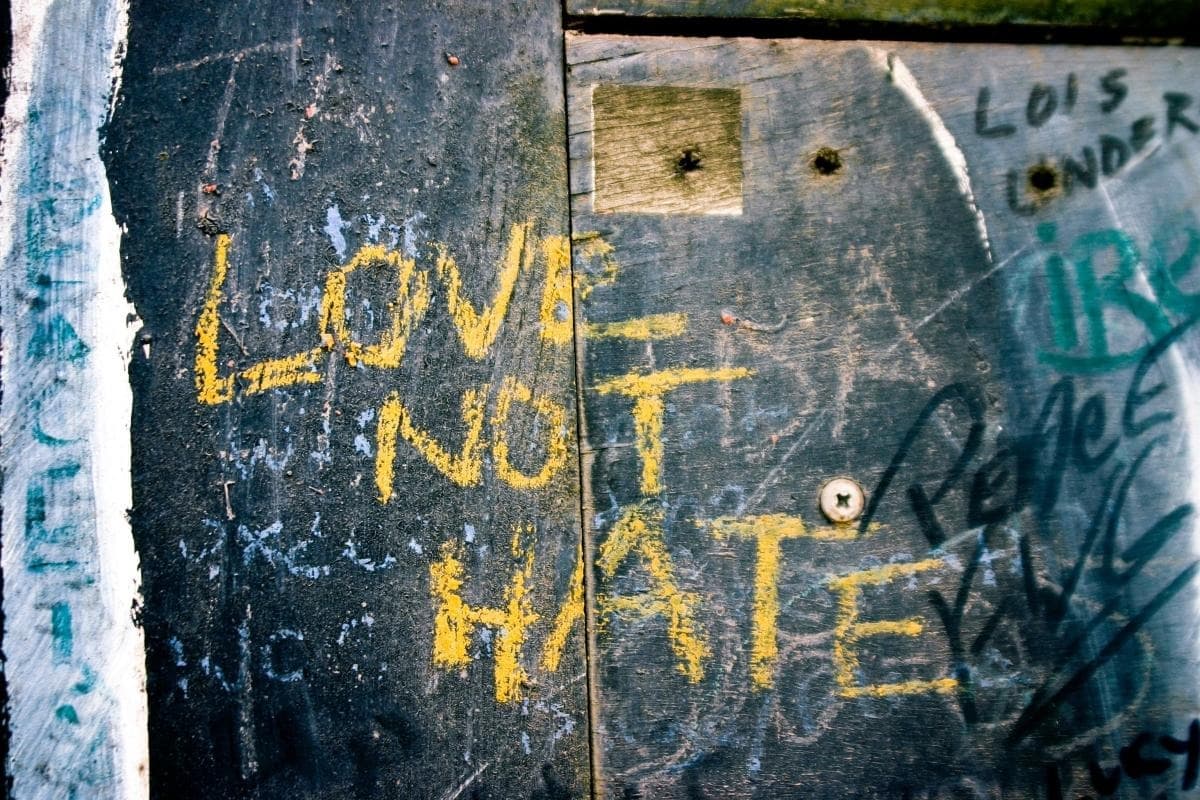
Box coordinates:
[675,146,703,175]
[1028,162,1058,193]
[812,147,843,176]
[835,493,851,508]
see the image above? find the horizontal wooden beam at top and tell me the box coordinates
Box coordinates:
[565,0,1200,44]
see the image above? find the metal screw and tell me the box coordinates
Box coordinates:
[818,476,865,524]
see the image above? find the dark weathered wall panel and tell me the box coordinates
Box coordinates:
[103,3,588,798]
[568,34,1200,799]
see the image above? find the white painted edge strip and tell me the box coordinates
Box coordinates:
[0,0,148,796]
[871,49,995,266]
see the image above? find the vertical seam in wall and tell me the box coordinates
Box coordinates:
[556,9,603,799]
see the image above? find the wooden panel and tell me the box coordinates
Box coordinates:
[101,3,588,798]
[568,34,1200,798]
[566,0,1200,29]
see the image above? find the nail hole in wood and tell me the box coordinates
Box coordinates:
[811,147,842,176]
[675,146,703,176]
[1028,162,1058,194]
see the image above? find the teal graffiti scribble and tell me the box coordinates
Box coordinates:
[51,602,73,664]
[24,462,83,573]
[55,705,80,725]
[73,664,97,695]
[1039,222,1192,373]
[28,314,90,362]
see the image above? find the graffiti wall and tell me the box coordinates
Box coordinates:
[2,2,1199,799]
[567,36,1200,799]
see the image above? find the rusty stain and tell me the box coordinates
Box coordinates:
[446,52,460,66]
[719,309,788,333]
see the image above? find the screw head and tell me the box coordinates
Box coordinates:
[818,477,865,524]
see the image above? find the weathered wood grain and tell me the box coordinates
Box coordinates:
[566,0,1200,31]
[102,3,588,798]
[568,34,1200,799]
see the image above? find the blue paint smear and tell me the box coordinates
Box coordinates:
[55,705,80,725]
[51,602,73,663]
[28,314,90,362]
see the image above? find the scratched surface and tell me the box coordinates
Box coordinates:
[102,3,588,798]
[565,0,1200,30]
[0,0,148,796]
[568,35,1200,798]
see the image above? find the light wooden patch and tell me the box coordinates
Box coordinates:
[592,85,743,215]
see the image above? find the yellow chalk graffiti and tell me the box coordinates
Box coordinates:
[374,395,403,503]
[375,386,488,500]
[317,245,431,368]
[598,504,707,682]
[593,367,753,495]
[492,378,570,490]
[705,515,859,690]
[572,231,621,300]
[430,530,539,703]
[585,313,688,341]
[195,236,430,404]
[437,221,531,359]
[376,379,571,498]
[540,543,584,673]
[237,347,324,396]
[828,559,957,699]
[195,234,237,404]
[538,234,574,345]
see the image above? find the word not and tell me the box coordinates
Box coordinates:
[375,376,570,499]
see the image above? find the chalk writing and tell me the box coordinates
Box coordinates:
[578,233,962,698]
[197,225,577,500]
[702,514,857,690]
[598,504,709,682]
[830,559,957,699]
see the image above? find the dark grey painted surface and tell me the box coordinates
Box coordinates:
[103,3,588,798]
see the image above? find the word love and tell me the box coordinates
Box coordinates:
[194,223,575,496]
